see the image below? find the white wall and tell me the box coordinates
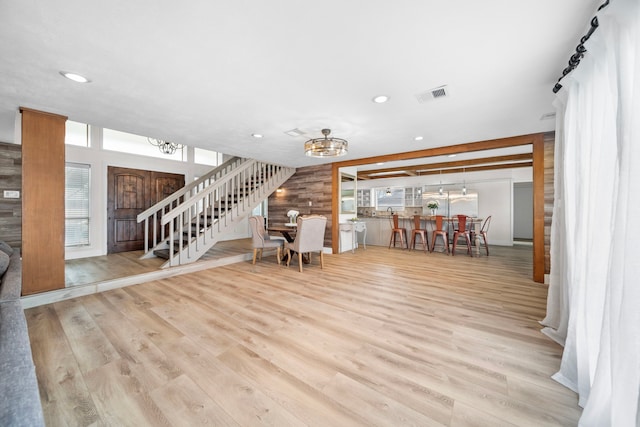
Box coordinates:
[64,127,245,260]
[354,167,532,246]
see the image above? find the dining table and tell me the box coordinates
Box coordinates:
[267,223,297,243]
[267,224,310,263]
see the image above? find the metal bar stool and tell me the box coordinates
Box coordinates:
[409,214,428,252]
[451,214,472,256]
[429,215,450,254]
[388,214,408,249]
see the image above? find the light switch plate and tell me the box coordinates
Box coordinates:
[3,190,20,199]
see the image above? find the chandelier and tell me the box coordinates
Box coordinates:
[147,138,183,155]
[304,129,348,157]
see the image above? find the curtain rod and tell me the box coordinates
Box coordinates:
[552,0,610,93]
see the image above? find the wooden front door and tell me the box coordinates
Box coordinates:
[107,166,184,254]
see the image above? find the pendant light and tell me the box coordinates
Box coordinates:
[462,168,467,195]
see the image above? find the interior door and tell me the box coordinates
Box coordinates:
[152,172,186,242]
[107,166,184,254]
[513,181,533,241]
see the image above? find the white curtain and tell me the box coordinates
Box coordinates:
[541,0,640,425]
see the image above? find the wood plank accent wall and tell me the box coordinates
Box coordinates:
[0,142,22,249]
[20,108,67,295]
[267,164,333,248]
[532,133,545,283]
[544,132,555,276]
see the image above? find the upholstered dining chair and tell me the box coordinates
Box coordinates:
[409,214,428,252]
[285,215,327,272]
[429,215,450,254]
[451,214,472,256]
[249,215,283,265]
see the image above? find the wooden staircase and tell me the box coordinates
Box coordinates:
[137,157,295,267]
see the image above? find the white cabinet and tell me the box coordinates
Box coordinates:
[361,218,393,246]
[404,186,423,207]
[339,221,368,252]
[357,189,372,207]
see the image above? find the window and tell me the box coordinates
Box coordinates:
[194,147,224,166]
[65,121,89,147]
[103,128,186,161]
[375,187,405,210]
[65,163,90,246]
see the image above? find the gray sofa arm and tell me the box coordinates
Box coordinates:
[0,251,46,426]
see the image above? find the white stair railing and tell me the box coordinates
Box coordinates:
[136,156,247,256]
[139,159,295,267]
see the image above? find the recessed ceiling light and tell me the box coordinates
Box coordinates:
[376,162,385,166]
[251,133,263,138]
[372,95,389,103]
[414,136,424,141]
[448,154,457,158]
[59,71,90,83]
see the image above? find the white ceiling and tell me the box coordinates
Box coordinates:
[0,1,600,168]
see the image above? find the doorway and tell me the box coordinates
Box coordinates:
[513,182,533,242]
[107,166,184,253]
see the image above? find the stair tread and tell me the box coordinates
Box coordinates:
[142,164,295,266]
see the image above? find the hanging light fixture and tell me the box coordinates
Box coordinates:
[304,129,348,157]
[385,187,392,196]
[147,138,183,155]
[438,170,443,194]
[462,167,467,195]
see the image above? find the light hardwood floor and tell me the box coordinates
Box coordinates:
[64,239,255,287]
[27,245,581,426]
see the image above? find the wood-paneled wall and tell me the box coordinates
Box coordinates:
[0,142,22,249]
[267,164,333,248]
[544,132,555,275]
[21,108,67,295]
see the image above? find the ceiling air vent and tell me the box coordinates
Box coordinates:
[284,128,306,137]
[415,85,449,103]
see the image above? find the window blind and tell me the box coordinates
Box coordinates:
[65,163,90,246]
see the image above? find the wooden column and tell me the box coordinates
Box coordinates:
[20,107,67,295]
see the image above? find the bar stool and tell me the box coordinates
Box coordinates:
[429,215,450,254]
[477,215,491,256]
[409,214,428,252]
[388,214,408,249]
[451,214,472,256]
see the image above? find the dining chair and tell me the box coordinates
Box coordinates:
[388,214,408,249]
[429,215,450,254]
[476,215,491,256]
[451,214,472,256]
[285,215,327,272]
[409,214,428,252]
[249,215,283,265]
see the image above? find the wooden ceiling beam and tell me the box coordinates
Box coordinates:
[358,153,532,178]
[333,133,538,168]
[358,161,533,180]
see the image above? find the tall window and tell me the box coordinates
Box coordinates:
[194,147,224,166]
[65,163,90,246]
[65,121,89,147]
[103,128,187,161]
